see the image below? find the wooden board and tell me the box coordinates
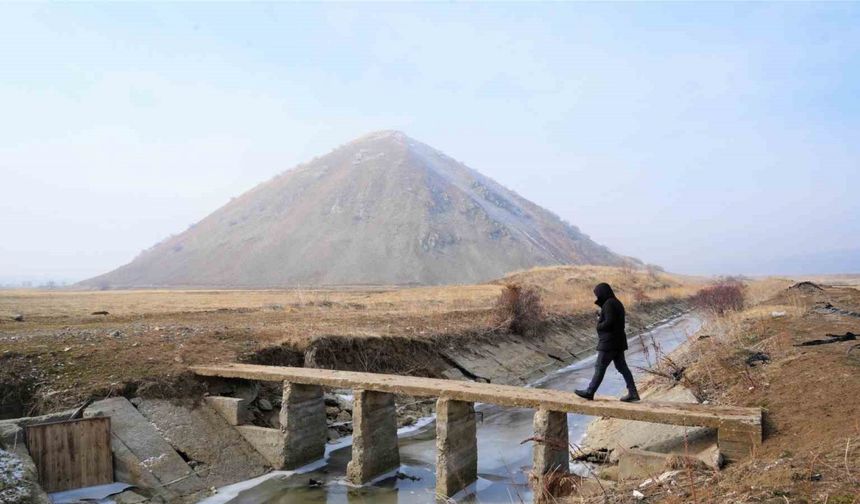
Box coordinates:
[192,364,762,433]
[26,417,113,492]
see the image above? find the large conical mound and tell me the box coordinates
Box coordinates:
[82,131,633,287]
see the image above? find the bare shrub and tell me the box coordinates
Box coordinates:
[529,467,581,502]
[693,280,746,316]
[495,284,544,336]
[633,287,651,305]
[620,259,637,279]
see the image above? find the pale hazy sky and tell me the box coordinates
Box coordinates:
[1,3,858,284]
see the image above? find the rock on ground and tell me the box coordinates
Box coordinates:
[0,448,50,504]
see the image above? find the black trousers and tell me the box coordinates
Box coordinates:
[586,350,638,394]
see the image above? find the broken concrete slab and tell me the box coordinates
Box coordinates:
[235,426,285,468]
[109,433,178,502]
[84,397,204,495]
[583,383,716,463]
[204,396,249,426]
[618,448,673,480]
[136,399,269,487]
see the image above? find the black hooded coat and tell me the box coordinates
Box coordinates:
[594,283,628,351]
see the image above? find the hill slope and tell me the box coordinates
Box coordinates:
[83,131,633,287]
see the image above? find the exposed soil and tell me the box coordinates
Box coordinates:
[568,284,860,503]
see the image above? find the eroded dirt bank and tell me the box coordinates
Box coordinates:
[564,283,860,503]
[225,298,689,433]
[245,298,688,383]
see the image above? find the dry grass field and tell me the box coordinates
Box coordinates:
[0,265,789,416]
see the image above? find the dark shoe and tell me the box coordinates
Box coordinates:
[574,389,594,401]
[620,391,640,402]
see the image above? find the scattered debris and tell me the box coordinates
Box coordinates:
[68,398,95,420]
[572,447,611,463]
[746,352,770,366]
[396,471,421,481]
[795,332,857,347]
[814,302,860,318]
[91,311,110,316]
[639,470,682,488]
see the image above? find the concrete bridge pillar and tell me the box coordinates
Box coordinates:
[347,390,400,484]
[532,409,569,476]
[718,421,762,462]
[435,398,477,499]
[279,382,327,469]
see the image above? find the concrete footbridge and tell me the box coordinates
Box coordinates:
[191,363,762,499]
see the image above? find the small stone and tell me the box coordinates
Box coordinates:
[632,489,645,500]
[258,398,273,411]
[336,395,354,412]
[130,397,143,406]
[326,406,340,417]
[111,330,122,338]
[327,428,340,441]
[63,347,72,352]
[336,410,352,423]
[12,314,23,322]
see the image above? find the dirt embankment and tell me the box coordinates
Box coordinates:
[242,298,688,383]
[567,283,860,504]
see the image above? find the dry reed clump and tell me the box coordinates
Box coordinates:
[692,280,747,316]
[530,468,582,503]
[494,283,545,336]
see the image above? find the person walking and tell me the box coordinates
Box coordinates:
[575,282,640,402]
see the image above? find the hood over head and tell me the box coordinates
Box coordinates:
[594,282,616,306]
